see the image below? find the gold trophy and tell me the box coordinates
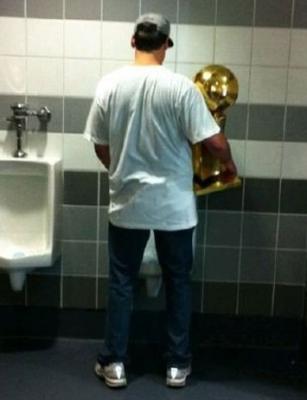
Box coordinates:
[192,64,241,196]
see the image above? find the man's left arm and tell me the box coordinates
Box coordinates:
[94,144,110,170]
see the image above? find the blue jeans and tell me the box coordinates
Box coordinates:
[98,222,194,368]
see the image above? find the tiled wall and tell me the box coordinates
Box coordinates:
[0,0,307,320]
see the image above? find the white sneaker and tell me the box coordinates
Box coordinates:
[166,365,191,387]
[94,361,127,388]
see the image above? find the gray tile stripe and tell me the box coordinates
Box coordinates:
[1,0,306,28]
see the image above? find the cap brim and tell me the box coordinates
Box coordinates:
[168,37,174,47]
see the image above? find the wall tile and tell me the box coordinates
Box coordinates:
[64,97,92,134]
[0,18,26,56]
[0,273,25,305]
[192,245,204,281]
[280,179,307,214]
[140,0,177,23]
[177,25,214,63]
[27,0,63,19]
[255,0,292,28]
[225,104,248,140]
[287,68,307,106]
[207,211,242,246]
[62,241,97,276]
[27,275,60,307]
[240,249,275,283]
[245,141,282,178]
[27,58,63,96]
[103,0,139,22]
[98,242,109,276]
[239,283,272,316]
[285,106,307,142]
[0,56,26,94]
[203,282,237,314]
[204,247,239,282]
[206,183,243,211]
[229,140,245,177]
[290,30,307,67]
[215,27,252,65]
[64,59,100,97]
[195,211,206,246]
[99,172,110,205]
[217,0,254,27]
[62,276,96,308]
[249,67,287,105]
[64,171,98,205]
[64,20,101,58]
[179,0,215,25]
[97,277,108,309]
[27,19,64,57]
[248,104,284,141]
[0,0,24,17]
[282,143,307,180]
[276,250,306,285]
[175,63,205,80]
[27,96,63,133]
[244,178,279,213]
[293,0,307,29]
[278,215,307,250]
[102,22,135,61]
[99,207,109,241]
[228,66,250,105]
[273,285,305,318]
[63,206,97,241]
[64,133,99,171]
[242,213,277,248]
[65,0,101,20]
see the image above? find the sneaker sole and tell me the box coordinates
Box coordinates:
[94,364,127,388]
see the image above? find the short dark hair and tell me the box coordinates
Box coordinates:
[134,22,168,52]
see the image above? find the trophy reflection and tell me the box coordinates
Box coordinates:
[192,64,241,196]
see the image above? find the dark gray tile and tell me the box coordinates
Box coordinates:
[99,172,109,206]
[178,0,215,25]
[255,0,292,28]
[62,241,97,276]
[141,0,178,23]
[293,0,307,28]
[64,171,98,205]
[240,248,275,283]
[281,179,307,214]
[98,242,109,276]
[97,277,108,309]
[203,282,237,314]
[242,213,278,248]
[278,215,307,249]
[0,0,24,17]
[65,0,101,20]
[63,206,97,241]
[0,95,26,130]
[99,207,109,241]
[64,97,92,134]
[206,182,244,211]
[63,276,96,308]
[191,281,203,312]
[239,283,272,316]
[204,247,239,282]
[249,104,285,141]
[274,285,305,318]
[0,273,25,305]
[276,250,306,285]
[27,96,63,133]
[195,211,206,245]
[103,0,139,22]
[27,0,63,19]
[217,0,254,26]
[224,104,248,140]
[244,178,279,213]
[30,257,62,275]
[285,106,307,142]
[192,245,204,281]
[27,275,60,307]
[207,211,242,246]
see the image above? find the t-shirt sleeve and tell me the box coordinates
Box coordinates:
[83,95,109,145]
[179,84,220,144]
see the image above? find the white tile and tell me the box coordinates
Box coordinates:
[290,30,307,68]
[0,56,26,94]
[252,28,290,67]
[102,22,134,61]
[26,132,63,159]
[64,59,100,97]
[249,66,288,105]
[177,25,214,63]
[27,19,64,57]
[27,57,63,96]
[100,60,127,77]
[287,68,307,106]
[282,142,307,179]
[176,63,206,80]
[228,139,245,177]
[245,141,282,178]
[215,27,252,65]
[63,134,100,171]
[65,20,101,59]
[228,65,250,104]
[0,17,26,56]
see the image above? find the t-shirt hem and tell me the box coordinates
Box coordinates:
[109,217,197,231]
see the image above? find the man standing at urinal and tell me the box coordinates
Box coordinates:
[84,13,237,388]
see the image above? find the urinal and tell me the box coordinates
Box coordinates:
[0,157,62,291]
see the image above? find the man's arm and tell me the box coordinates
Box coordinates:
[203,132,237,181]
[94,144,110,170]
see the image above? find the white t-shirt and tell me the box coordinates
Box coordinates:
[84,65,220,230]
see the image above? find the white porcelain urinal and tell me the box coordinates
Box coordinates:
[0,157,62,291]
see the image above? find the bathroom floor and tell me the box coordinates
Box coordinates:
[0,338,307,400]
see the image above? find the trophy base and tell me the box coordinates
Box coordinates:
[194,176,241,196]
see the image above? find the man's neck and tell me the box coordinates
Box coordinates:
[134,50,164,65]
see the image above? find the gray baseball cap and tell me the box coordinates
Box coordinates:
[134,13,174,47]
